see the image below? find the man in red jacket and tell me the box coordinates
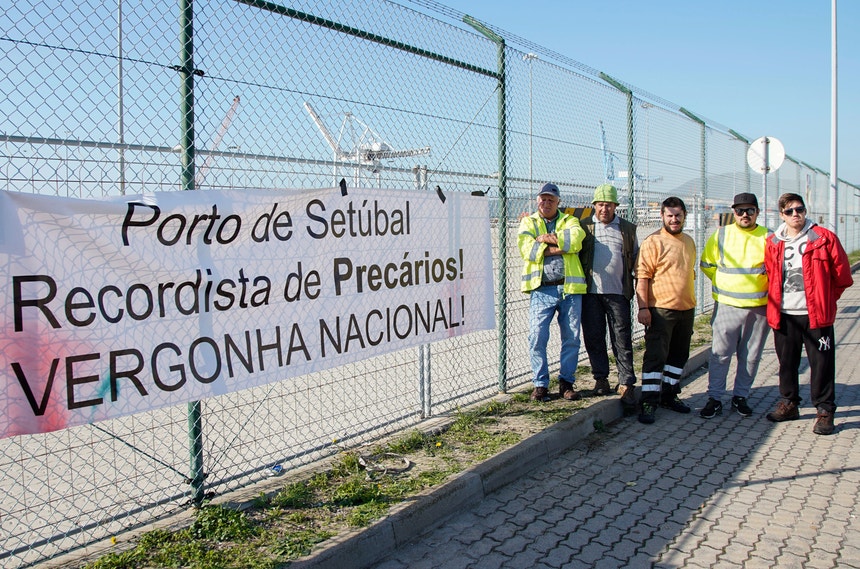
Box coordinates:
[763,193,854,435]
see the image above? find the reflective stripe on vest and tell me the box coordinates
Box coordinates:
[712,286,767,300]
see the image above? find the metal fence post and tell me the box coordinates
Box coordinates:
[680,107,707,314]
[599,73,636,223]
[729,129,751,195]
[463,16,508,393]
[178,0,205,508]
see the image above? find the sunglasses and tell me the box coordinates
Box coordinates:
[782,206,806,216]
[733,207,757,217]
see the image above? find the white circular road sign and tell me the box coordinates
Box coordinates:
[747,136,785,173]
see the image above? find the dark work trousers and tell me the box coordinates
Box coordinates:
[581,293,636,386]
[639,307,695,404]
[772,313,837,413]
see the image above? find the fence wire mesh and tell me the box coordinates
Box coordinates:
[1,0,858,566]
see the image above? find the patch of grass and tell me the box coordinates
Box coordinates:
[308,471,329,490]
[85,517,267,569]
[270,529,334,559]
[272,481,316,509]
[283,511,312,524]
[442,407,521,460]
[251,492,270,509]
[332,476,382,506]
[345,500,388,527]
[510,392,531,403]
[189,504,257,541]
[687,313,713,350]
[330,452,362,478]
[526,404,581,425]
[386,429,430,454]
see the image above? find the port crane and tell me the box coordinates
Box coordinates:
[304,101,430,187]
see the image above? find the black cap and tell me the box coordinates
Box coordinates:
[731,192,759,209]
[538,183,560,198]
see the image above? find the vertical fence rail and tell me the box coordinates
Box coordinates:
[463,16,509,394]
[0,1,858,567]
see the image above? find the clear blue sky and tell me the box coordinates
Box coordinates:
[438,0,859,186]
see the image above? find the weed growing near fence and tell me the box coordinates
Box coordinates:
[83,316,712,569]
[83,398,583,569]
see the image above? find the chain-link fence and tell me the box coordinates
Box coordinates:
[2,1,858,566]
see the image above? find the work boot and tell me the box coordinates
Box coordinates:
[558,379,572,399]
[813,408,835,435]
[593,377,612,396]
[530,386,550,402]
[618,384,637,417]
[638,401,657,424]
[558,379,581,401]
[765,400,799,422]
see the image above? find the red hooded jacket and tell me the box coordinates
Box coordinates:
[764,224,853,330]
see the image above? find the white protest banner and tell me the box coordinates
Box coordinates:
[0,187,495,439]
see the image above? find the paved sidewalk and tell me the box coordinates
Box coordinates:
[368,283,860,569]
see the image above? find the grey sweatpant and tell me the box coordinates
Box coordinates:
[706,302,769,400]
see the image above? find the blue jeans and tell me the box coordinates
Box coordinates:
[581,294,636,386]
[528,285,582,388]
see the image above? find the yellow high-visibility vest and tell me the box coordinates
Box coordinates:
[518,211,587,294]
[700,223,770,307]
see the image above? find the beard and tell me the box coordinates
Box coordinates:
[663,223,684,235]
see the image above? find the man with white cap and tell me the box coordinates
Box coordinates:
[518,183,587,402]
[579,184,639,415]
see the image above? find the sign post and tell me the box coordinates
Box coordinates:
[746,136,785,227]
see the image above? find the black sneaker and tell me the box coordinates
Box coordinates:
[638,402,657,424]
[700,398,723,419]
[731,396,753,417]
[660,395,691,414]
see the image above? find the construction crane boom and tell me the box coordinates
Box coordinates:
[195,95,241,187]
[305,101,431,187]
[304,101,346,159]
[599,120,617,183]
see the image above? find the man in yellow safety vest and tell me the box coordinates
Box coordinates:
[518,183,587,402]
[699,192,770,418]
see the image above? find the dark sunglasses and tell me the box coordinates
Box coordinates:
[733,207,757,216]
[782,206,806,216]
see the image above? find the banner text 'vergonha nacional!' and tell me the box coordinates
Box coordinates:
[0,187,495,439]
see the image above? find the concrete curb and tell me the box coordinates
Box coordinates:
[292,345,711,569]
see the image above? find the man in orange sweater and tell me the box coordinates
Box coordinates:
[635,197,697,425]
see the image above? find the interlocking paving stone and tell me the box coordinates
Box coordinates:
[298,281,860,569]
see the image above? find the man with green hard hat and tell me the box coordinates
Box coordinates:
[579,183,640,415]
